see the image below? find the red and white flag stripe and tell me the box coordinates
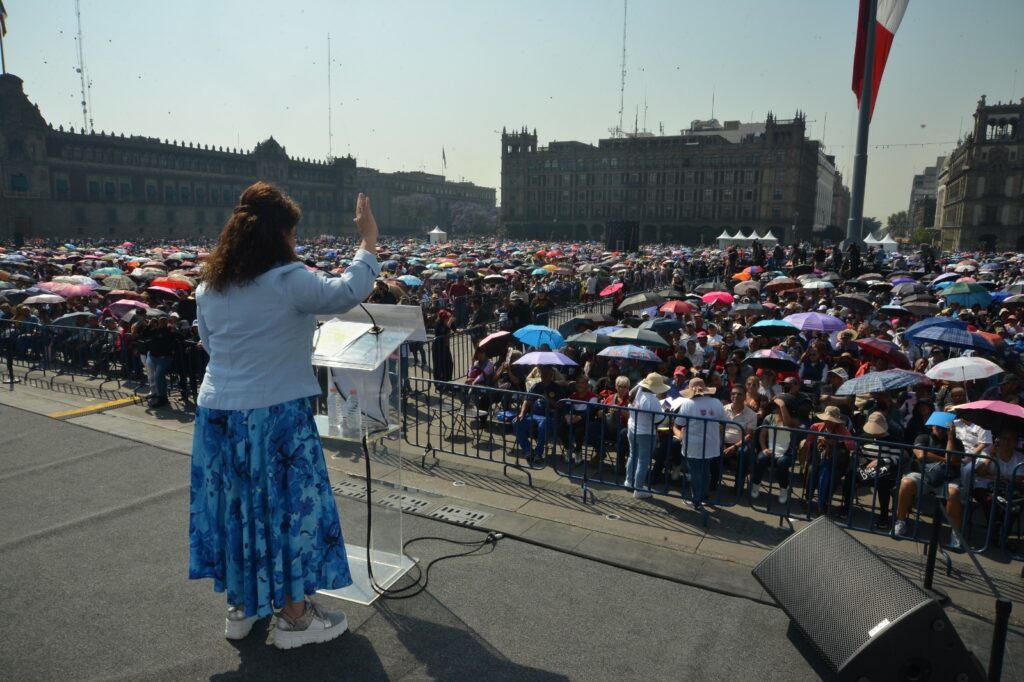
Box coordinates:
[852,0,909,118]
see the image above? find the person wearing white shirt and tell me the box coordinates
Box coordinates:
[723,385,757,463]
[673,378,726,510]
[626,373,668,499]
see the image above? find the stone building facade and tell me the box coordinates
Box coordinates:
[938,96,1024,252]
[0,74,495,241]
[500,112,825,245]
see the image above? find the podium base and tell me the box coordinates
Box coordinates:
[317,545,417,606]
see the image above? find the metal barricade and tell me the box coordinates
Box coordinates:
[0,319,129,390]
[552,398,743,514]
[751,423,1007,554]
[401,376,542,484]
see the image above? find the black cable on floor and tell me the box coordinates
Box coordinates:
[361,434,503,600]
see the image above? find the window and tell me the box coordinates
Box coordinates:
[743,189,754,201]
[165,186,176,203]
[772,189,783,201]
[54,177,70,199]
[702,188,713,201]
[88,180,101,199]
[210,188,220,203]
[771,208,782,219]
[9,173,29,191]
[146,184,158,201]
[120,182,132,200]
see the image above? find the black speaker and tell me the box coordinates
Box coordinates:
[752,517,984,682]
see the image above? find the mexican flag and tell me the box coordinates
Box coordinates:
[852,0,909,118]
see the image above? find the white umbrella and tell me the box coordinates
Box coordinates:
[925,357,1004,383]
[22,294,66,305]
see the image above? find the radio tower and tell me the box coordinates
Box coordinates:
[326,33,334,161]
[615,0,628,137]
[74,0,94,133]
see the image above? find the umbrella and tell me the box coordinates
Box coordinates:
[834,294,874,313]
[742,349,798,371]
[905,317,968,341]
[52,311,95,327]
[597,344,662,363]
[903,302,941,317]
[37,282,96,299]
[477,330,513,357]
[398,275,423,286]
[53,275,100,288]
[942,282,992,308]
[608,327,670,348]
[91,267,124,277]
[594,325,625,335]
[789,264,814,276]
[701,291,734,305]
[600,282,624,297]
[557,312,617,337]
[855,338,911,369]
[743,266,764,275]
[764,277,800,292]
[878,305,913,319]
[784,312,846,332]
[732,303,768,316]
[107,299,151,319]
[695,281,729,294]
[734,281,761,296]
[565,331,614,349]
[910,325,995,353]
[749,319,800,337]
[531,268,550,276]
[802,280,834,290]
[835,369,931,396]
[640,318,683,333]
[951,401,1024,434]
[103,275,137,290]
[147,285,184,297]
[619,291,666,312]
[513,325,565,350]
[659,300,697,315]
[513,351,578,367]
[892,283,928,297]
[151,277,192,290]
[925,357,1004,383]
[22,294,66,305]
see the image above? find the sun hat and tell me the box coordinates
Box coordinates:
[638,372,671,395]
[828,367,849,380]
[682,377,713,398]
[862,411,889,436]
[815,405,845,424]
[925,411,956,429]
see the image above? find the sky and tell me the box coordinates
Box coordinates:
[5,0,1024,221]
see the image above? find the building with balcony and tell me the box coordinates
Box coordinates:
[938,96,1024,252]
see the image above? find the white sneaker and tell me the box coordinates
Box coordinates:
[670,466,681,482]
[633,490,653,499]
[894,520,908,537]
[225,605,258,640]
[273,600,348,650]
[778,487,791,504]
[750,485,760,500]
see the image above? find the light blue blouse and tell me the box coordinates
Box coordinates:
[196,249,380,410]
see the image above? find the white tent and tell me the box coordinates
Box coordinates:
[862,232,880,246]
[755,230,779,244]
[735,230,755,243]
[716,229,733,249]
[428,226,447,245]
[878,232,899,253]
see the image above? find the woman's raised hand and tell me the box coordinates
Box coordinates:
[354,193,379,252]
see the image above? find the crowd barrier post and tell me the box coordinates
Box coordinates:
[3,325,19,386]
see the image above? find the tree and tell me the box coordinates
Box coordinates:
[449,201,498,233]
[886,210,911,237]
[910,228,933,245]
[862,216,883,237]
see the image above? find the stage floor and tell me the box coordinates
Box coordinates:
[0,405,1019,681]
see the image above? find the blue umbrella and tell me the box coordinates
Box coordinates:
[911,325,995,353]
[905,317,967,343]
[749,319,800,337]
[835,369,931,396]
[398,275,423,286]
[640,318,683,333]
[594,325,625,335]
[531,268,550,276]
[513,351,577,366]
[513,324,565,349]
[382,259,399,270]
[597,344,662,363]
[943,282,993,308]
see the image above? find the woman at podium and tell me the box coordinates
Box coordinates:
[188,182,380,649]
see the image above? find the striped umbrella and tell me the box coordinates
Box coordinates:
[597,344,662,363]
[835,369,931,396]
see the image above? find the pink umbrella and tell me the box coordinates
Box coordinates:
[107,299,151,319]
[22,294,66,305]
[36,281,97,298]
[701,291,734,305]
[600,282,624,297]
[147,285,183,297]
[952,400,1024,434]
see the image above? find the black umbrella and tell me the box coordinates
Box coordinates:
[565,331,614,349]
[608,327,671,348]
[695,281,729,294]
[789,264,814,276]
[618,291,666,312]
[732,303,769,316]
[52,311,95,327]
[835,294,874,313]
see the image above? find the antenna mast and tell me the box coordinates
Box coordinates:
[74,0,94,133]
[327,33,334,160]
[616,0,628,137]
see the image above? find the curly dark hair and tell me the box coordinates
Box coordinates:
[202,182,301,292]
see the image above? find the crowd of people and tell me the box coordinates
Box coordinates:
[3,235,1024,547]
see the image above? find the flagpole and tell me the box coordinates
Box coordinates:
[845,0,877,247]
[1,27,6,75]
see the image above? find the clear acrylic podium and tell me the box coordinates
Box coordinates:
[311,304,426,605]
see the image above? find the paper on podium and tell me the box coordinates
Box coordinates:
[311,319,374,366]
[313,304,426,371]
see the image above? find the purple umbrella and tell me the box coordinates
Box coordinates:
[783,312,846,333]
[930,272,960,286]
[513,351,578,367]
[596,344,662,363]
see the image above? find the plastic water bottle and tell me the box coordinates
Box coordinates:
[341,389,362,440]
[327,383,342,436]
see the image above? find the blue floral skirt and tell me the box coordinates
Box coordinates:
[188,397,352,618]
